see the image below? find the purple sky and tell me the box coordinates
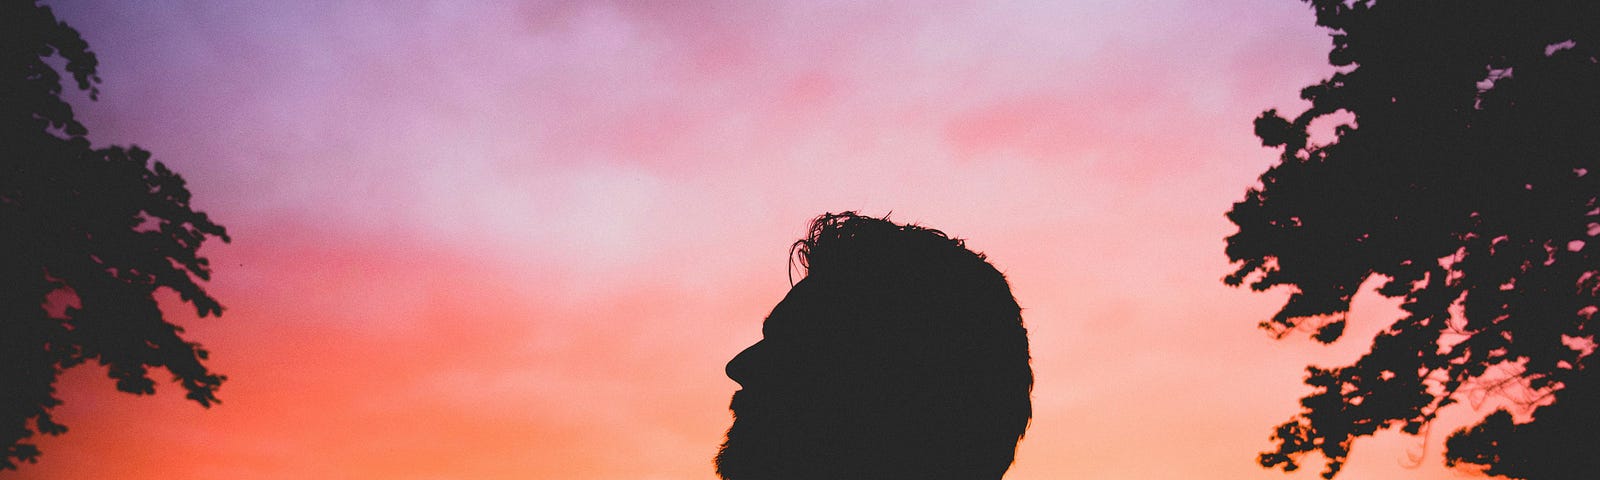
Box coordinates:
[25,1,1504,478]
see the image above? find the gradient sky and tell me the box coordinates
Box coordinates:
[24,1,1503,479]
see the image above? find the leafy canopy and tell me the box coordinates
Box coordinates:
[1226,0,1598,478]
[1,0,230,470]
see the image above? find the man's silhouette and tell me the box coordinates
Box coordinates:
[717,212,1032,480]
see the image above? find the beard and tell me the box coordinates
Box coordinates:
[716,389,866,480]
[715,390,772,480]
[714,422,748,479]
[717,389,825,480]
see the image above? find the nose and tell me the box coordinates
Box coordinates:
[726,340,764,386]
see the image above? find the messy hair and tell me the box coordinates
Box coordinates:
[791,212,970,282]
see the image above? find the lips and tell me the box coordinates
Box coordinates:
[727,389,783,426]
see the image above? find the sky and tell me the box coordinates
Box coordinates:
[23,1,1503,479]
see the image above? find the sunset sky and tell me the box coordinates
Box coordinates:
[26,1,1499,479]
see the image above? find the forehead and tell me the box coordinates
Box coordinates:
[763,277,867,336]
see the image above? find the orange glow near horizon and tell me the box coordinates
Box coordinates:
[23,1,1497,479]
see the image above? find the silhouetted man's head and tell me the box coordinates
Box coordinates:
[717,212,1032,480]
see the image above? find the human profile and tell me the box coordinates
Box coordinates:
[716,212,1032,480]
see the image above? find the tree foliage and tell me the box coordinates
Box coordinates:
[1225,0,1598,478]
[1,0,230,470]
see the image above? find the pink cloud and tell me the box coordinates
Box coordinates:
[25,1,1492,479]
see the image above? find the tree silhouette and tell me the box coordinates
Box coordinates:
[1225,1,1598,478]
[2,0,230,470]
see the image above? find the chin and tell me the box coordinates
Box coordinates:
[717,405,784,480]
[718,390,813,480]
[716,416,757,480]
